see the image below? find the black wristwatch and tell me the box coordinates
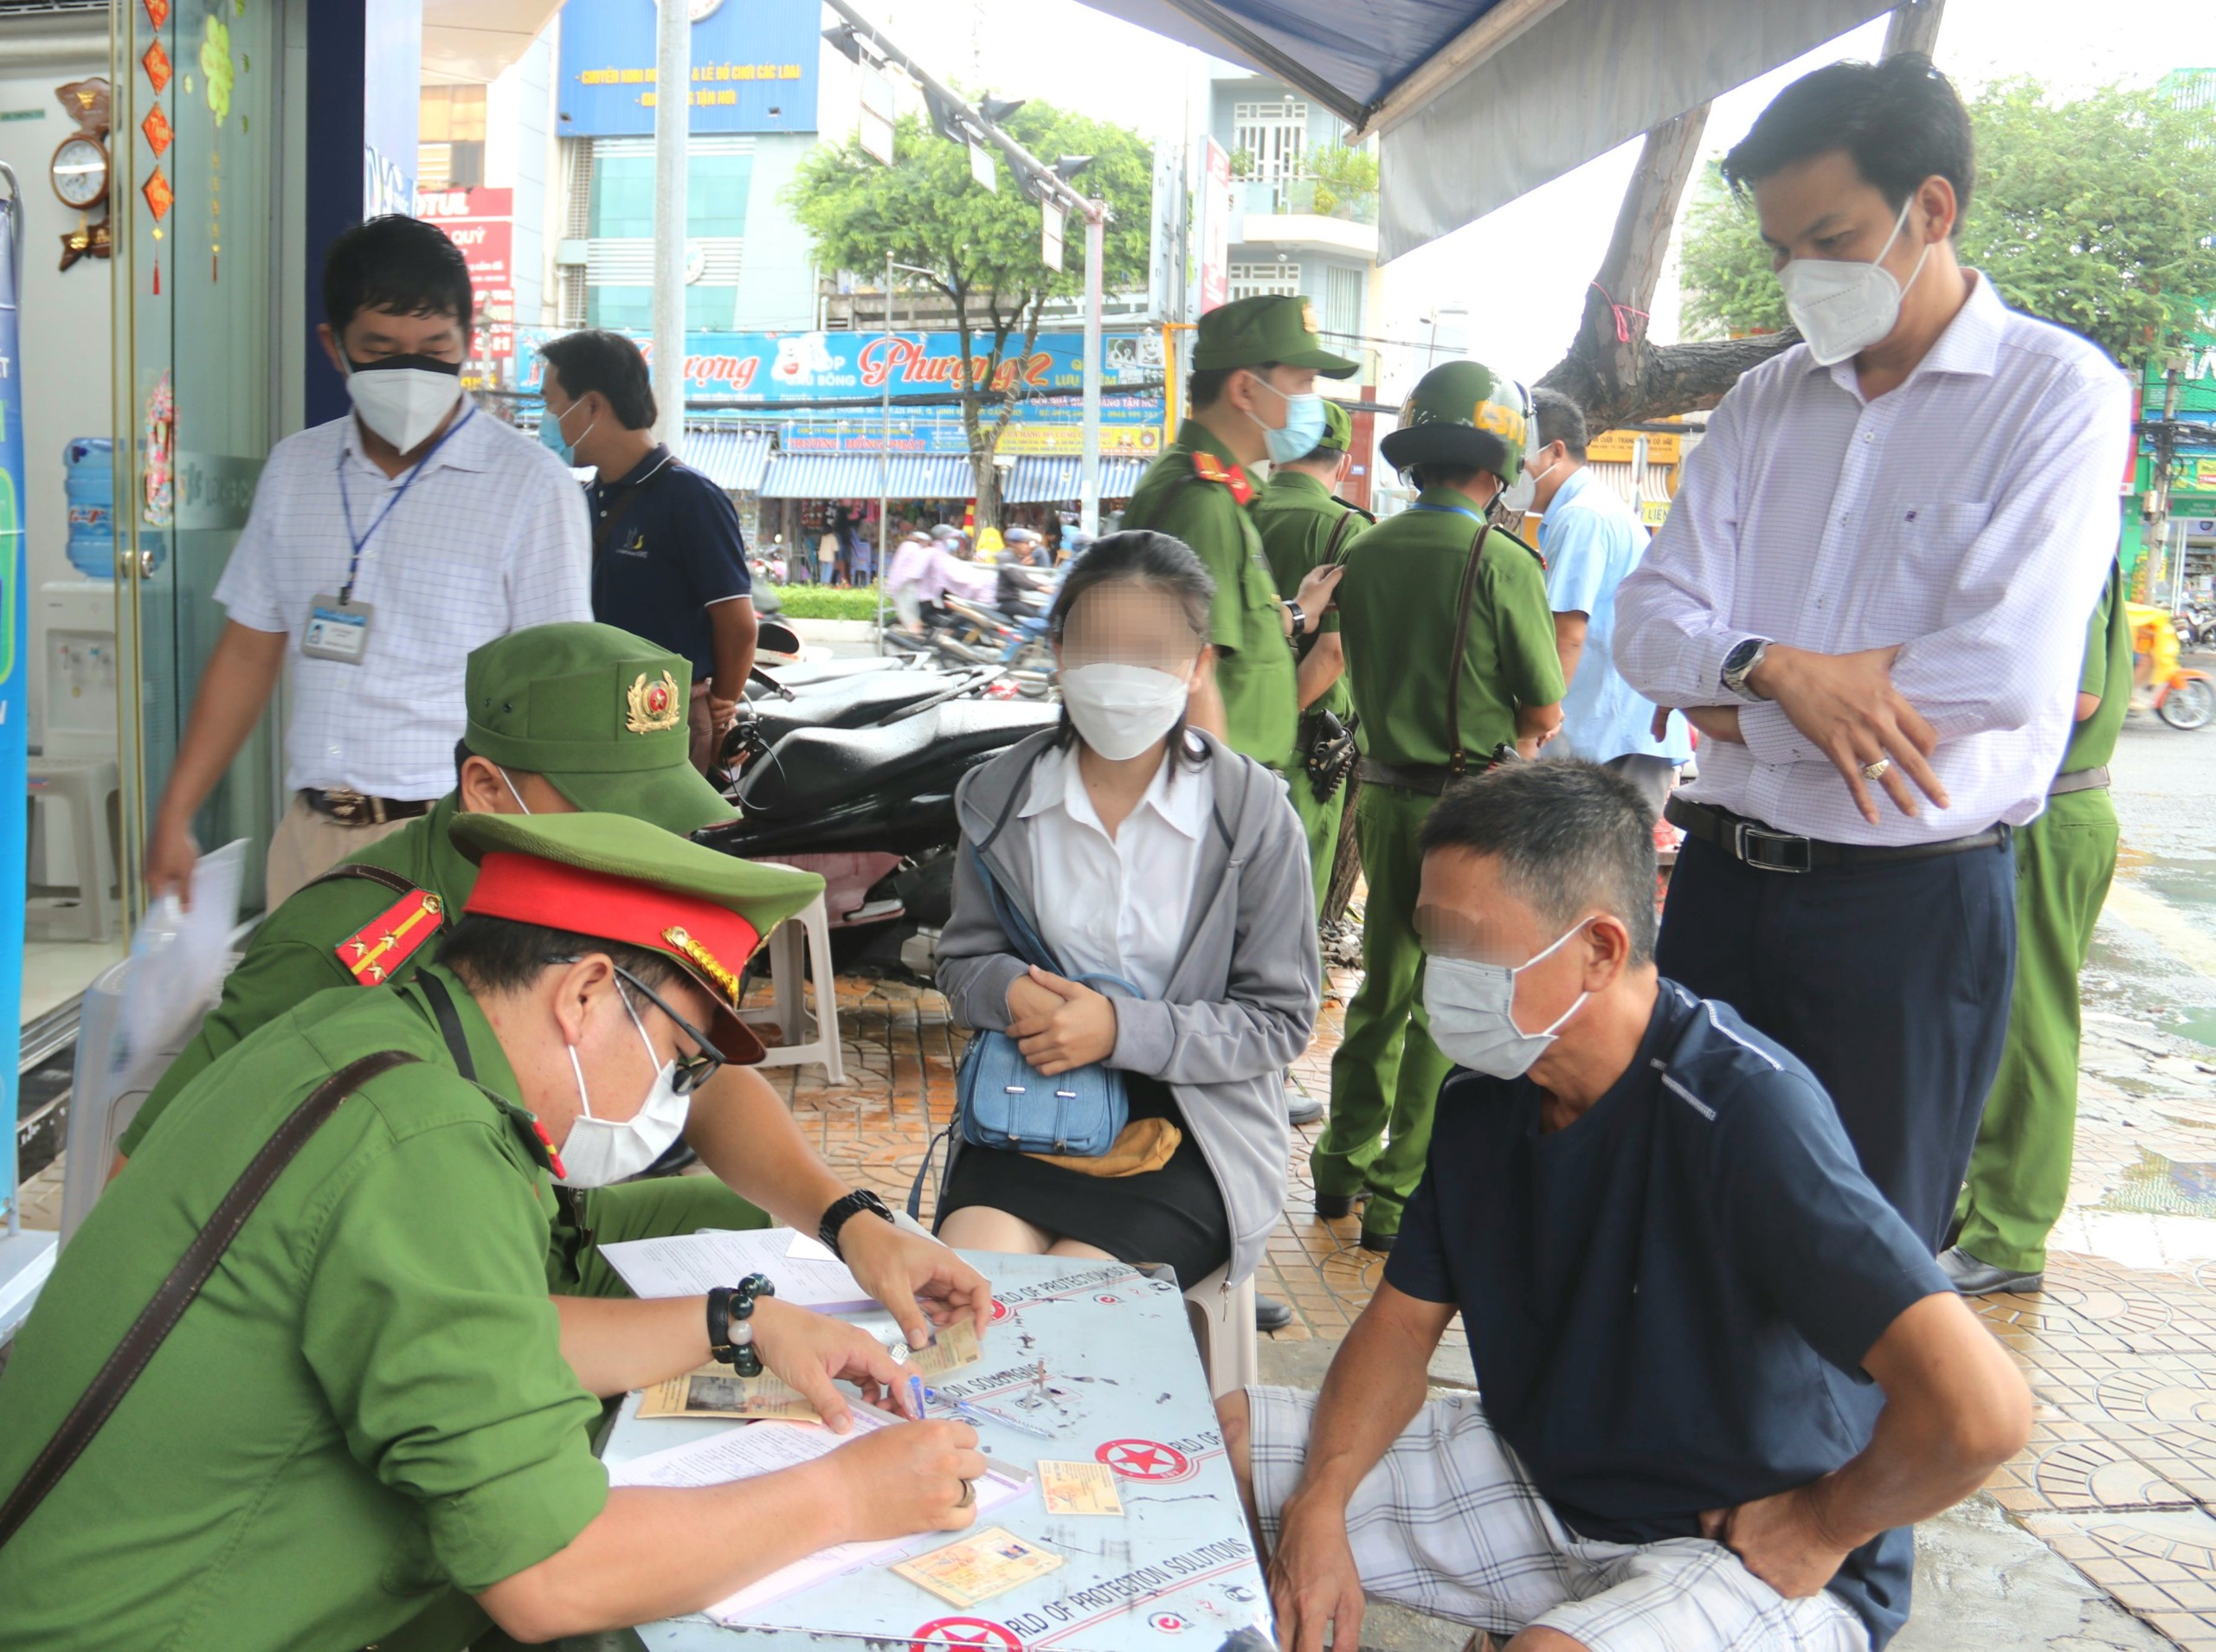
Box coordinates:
[706,1273,776,1376]
[819,1187,895,1260]
[1719,635,1772,703]
[1283,600,1307,640]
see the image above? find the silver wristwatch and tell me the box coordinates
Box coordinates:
[1719,636,1771,703]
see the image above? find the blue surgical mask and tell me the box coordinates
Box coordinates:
[538,401,595,466]
[1245,373,1329,466]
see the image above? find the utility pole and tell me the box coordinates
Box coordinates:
[880,249,892,652]
[1079,205,1105,537]
[2147,364,2182,601]
[650,0,689,458]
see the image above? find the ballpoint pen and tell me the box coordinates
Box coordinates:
[951,1398,1058,1440]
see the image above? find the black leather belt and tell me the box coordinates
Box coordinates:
[2048,765,2110,797]
[1665,797,2009,875]
[300,787,435,827]
[1356,756,1458,795]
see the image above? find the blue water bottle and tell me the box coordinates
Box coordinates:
[63,435,113,579]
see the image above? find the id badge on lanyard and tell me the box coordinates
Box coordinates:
[316,408,471,666]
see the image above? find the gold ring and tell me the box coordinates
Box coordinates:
[956,1479,976,1509]
[1861,758,1891,781]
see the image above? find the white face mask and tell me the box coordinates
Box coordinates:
[345,353,464,453]
[1423,918,1594,1080]
[1059,661,1191,761]
[1776,196,1932,367]
[1498,466,1537,516]
[556,987,692,1187]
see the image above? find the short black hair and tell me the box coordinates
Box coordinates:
[1407,462,1494,496]
[1530,389,1588,462]
[323,214,475,335]
[452,739,543,790]
[437,914,685,999]
[1722,54,1974,230]
[1419,761,1659,966]
[1187,363,1278,412]
[542,330,658,431]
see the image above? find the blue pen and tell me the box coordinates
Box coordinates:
[907,1374,928,1419]
[954,1398,1057,1441]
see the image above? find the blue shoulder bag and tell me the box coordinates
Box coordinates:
[952,844,1140,1157]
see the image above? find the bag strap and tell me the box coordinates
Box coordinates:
[1322,508,1361,569]
[304,862,421,899]
[1444,523,1488,777]
[0,1047,422,1550]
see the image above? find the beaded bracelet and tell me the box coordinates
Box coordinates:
[706,1273,776,1376]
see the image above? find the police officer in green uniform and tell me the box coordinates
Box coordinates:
[1317,360,1566,1250]
[1121,293,1356,771]
[0,813,989,1652]
[1944,562,2131,1295]
[1253,396,1371,910]
[114,622,984,1340]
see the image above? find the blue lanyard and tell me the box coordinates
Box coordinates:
[333,406,473,603]
[1410,501,1484,522]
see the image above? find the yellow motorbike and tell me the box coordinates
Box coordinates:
[2128,603,2214,730]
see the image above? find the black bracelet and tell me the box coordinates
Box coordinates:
[706,1273,776,1375]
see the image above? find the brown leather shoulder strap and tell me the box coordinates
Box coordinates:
[1445,524,1488,775]
[1322,507,1361,568]
[305,863,421,900]
[0,1048,422,1550]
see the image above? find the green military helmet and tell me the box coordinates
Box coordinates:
[465,622,735,837]
[1378,359,1532,484]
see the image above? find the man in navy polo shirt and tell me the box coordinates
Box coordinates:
[539,330,757,772]
[1221,762,2030,1652]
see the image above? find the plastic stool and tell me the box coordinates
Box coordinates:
[26,754,120,942]
[1183,1263,1259,1398]
[744,890,847,1085]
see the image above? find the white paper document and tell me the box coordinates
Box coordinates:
[596,1227,878,1311]
[608,1409,1024,1622]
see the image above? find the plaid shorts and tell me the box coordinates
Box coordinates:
[1246,1386,1870,1652]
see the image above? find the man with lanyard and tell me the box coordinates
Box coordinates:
[1946,564,2131,1294]
[1317,359,1565,1253]
[1614,57,2130,1250]
[1252,396,1371,911]
[112,623,988,1335]
[145,214,590,909]
[2,813,991,1652]
[1525,388,1691,819]
[539,329,757,775]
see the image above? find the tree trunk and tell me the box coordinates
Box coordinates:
[1534,0,1945,427]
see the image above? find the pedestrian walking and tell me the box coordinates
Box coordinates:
[144,215,590,910]
[1614,56,2133,1250]
[886,530,936,633]
[1252,396,1371,911]
[1317,360,1566,1251]
[539,330,757,775]
[1526,388,1691,817]
[1947,562,2130,1292]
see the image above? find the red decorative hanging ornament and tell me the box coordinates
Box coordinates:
[143,0,170,26]
[142,40,171,94]
[140,102,171,157]
[151,254,161,295]
[141,165,172,222]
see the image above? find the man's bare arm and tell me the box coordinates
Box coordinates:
[1513,701,1563,761]
[1552,612,1588,690]
[1296,633,1343,713]
[706,595,758,713]
[146,621,290,901]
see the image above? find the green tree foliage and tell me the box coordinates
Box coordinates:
[1678,78,2216,366]
[1307,141,1379,220]
[786,101,1151,521]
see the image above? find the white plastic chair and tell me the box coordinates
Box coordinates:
[744,890,847,1085]
[1183,1262,1259,1398]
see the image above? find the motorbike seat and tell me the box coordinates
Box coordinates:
[743,670,963,736]
[736,700,1059,820]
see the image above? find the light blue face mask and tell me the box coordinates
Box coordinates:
[538,400,596,466]
[1245,373,1329,465]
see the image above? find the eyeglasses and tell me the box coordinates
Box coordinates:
[555,955,728,1094]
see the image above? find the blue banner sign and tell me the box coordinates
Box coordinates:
[557,0,821,137]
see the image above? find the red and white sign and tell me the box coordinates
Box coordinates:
[1150,1612,1190,1634]
[912,1617,1022,1652]
[1096,1439,1196,1482]
[416,186,514,361]
[989,1298,1013,1325]
[1199,138,1231,314]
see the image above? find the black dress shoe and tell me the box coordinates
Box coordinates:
[1938,1245,2044,1295]
[1255,1295,1295,1333]
[1314,1192,1356,1219]
[1358,1227,1396,1255]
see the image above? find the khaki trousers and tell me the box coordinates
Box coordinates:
[264,795,413,908]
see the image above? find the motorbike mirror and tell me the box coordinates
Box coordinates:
[756,619,803,658]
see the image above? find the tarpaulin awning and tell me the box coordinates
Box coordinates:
[758,453,977,500]
[1073,0,1896,259]
[684,426,774,493]
[1003,456,1150,505]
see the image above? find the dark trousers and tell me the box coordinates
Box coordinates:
[1656,831,2018,1251]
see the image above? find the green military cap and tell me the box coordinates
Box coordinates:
[1194,293,1359,377]
[1311,397,1354,455]
[465,622,734,836]
[452,811,825,1064]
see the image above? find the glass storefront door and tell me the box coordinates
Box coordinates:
[111,0,290,918]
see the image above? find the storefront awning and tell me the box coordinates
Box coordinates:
[1073,0,1895,259]
[1002,456,1150,505]
[684,426,775,493]
[758,453,978,500]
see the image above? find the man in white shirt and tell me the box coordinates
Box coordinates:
[146,215,591,909]
[1614,56,2131,1251]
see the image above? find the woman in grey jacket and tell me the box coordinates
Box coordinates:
[934,532,1321,1290]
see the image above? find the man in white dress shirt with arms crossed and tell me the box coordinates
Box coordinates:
[145,215,591,909]
[1614,56,2131,1251]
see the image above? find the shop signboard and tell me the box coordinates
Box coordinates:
[416,187,513,367]
[557,0,821,138]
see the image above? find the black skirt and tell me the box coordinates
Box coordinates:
[936,1073,1232,1290]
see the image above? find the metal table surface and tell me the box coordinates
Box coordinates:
[602,1252,1271,1652]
